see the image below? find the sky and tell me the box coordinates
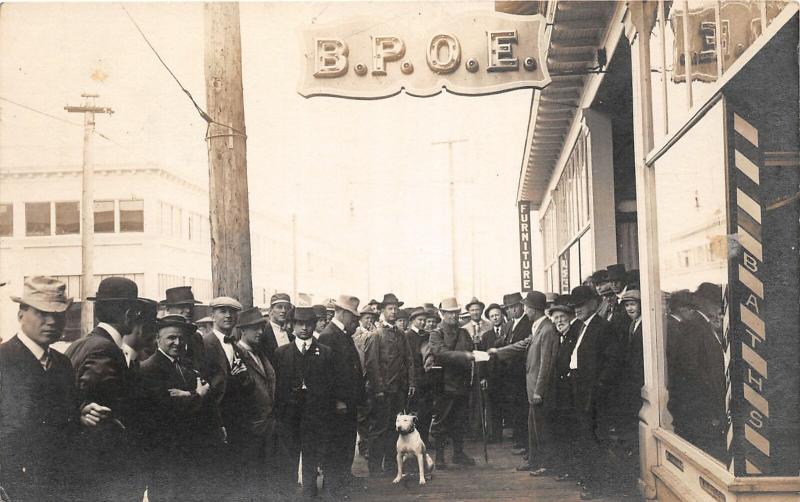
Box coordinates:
[0,2,533,306]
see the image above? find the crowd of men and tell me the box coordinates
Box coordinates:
[0,262,726,501]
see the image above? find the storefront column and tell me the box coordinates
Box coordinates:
[626,1,662,499]
[584,109,617,270]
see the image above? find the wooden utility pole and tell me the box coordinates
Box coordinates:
[65,94,113,334]
[204,2,253,308]
[432,138,467,299]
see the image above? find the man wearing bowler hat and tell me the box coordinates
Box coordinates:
[429,297,477,468]
[497,292,533,452]
[138,315,210,501]
[364,293,416,476]
[566,285,621,500]
[490,291,559,474]
[65,276,148,501]
[318,295,364,496]
[159,286,205,372]
[273,306,336,499]
[262,293,294,364]
[1,277,80,501]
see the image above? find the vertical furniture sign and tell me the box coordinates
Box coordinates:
[518,201,533,292]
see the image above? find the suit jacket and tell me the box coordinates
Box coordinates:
[573,315,621,413]
[0,336,78,497]
[495,316,560,403]
[429,322,474,395]
[612,318,644,418]
[364,323,415,395]
[318,322,364,408]
[261,321,294,366]
[65,325,133,430]
[546,320,582,411]
[202,331,252,432]
[184,329,206,374]
[273,339,335,423]
[227,343,276,439]
[498,314,533,347]
[405,327,433,388]
[496,314,532,388]
[139,350,205,445]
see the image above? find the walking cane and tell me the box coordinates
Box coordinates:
[474,360,489,464]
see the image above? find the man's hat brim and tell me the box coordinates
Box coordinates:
[11,296,73,313]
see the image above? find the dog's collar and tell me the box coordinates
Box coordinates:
[398,425,416,435]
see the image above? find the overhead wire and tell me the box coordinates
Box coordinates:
[119,4,247,140]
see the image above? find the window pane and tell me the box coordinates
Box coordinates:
[25,202,51,236]
[654,100,728,464]
[120,200,144,232]
[55,201,80,235]
[0,204,12,237]
[94,201,115,233]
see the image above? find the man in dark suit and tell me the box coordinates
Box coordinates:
[566,286,621,500]
[261,293,294,364]
[159,286,205,373]
[429,297,477,468]
[139,315,210,501]
[497,292,533,452]
[481,303,506,443]
[64,276,147,501]
[405,307,434,447]
[318,295,364,497]
[364,293,416,476]
[274,306,336,499]
[225,307,278,496]
[490,291,559,474]
[1,277,79,502]
[200,296,245,496]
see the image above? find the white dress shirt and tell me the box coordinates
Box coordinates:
[17,332,48,367]
[570,313,597,370]
[158,348,176,364]
[295,337,311,354]
[271,321,291,347]
[98,322,124,348]
[213,329,235,367]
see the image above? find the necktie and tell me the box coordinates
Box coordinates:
[174,360,186,383]
[40,351,50,371]
[301,341,308,355]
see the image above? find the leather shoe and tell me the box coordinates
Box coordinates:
[529,468,548,477]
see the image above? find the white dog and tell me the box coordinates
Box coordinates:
[393,413,435,485]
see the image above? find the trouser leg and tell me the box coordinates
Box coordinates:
[325,408,357,492]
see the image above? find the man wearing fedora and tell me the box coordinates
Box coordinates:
[405,306,435,448]
[1,276,79,501]
[273,306,336,499]
[262,293,294,365]
[65,276,148,501]
[462,297,491,440]
[160,286,205,373]
[225,307,278,497]
[318,295,364,496]
[364,293,416,476]
[429,297,477,468]
[138,315,210,501]
[489,291,559,475]
[566,285,621,500]
[497,292,533,452]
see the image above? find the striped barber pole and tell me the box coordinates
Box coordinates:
[729,112,769,475]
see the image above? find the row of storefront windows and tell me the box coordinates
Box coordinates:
[0,200,144,237]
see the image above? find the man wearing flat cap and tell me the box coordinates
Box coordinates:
[429,297,477,468]
[490,291,559,474]
[262,293,294,365]
[160,286,205,373]
[65,276,148,501]
[200,296,246,496]
[139,315,210,500]
[364,293,416,476]
[318,295,365,496]
[1,277,80,501]
[497,292,533,452]
[273,306,336,499]
[226,307,278,496]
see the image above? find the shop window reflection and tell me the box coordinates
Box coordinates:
[654,100,729,464]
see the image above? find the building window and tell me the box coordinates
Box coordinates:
[0,204,12,237]
[120,200,144,232]
[55,201,80,235]
[25,202,51,236]
[94,200,115,233]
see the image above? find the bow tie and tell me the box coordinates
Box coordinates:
[223,334,236,344]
